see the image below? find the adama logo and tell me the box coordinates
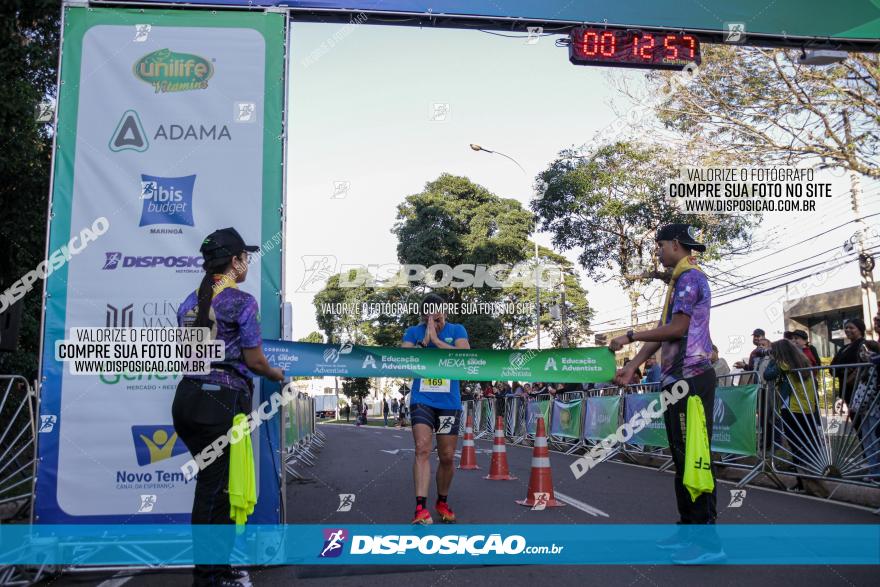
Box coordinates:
[134,49,213,93]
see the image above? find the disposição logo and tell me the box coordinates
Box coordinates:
[134,49,214,93]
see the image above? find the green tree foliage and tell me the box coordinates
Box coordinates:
[392,173,593,348]
[340,376,371,404]
[298,331,324,344]
[652,45,879,177]
[0,1,61,379]
[532,141,753,325]
[312,173,595,349]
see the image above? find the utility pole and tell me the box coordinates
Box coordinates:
[844,111,877,339]
[535,240,541,349]
[851,170,877,340]
[559,270,570,347]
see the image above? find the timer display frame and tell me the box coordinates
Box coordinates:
[569,27,701,70]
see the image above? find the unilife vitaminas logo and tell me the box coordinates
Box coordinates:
[133,49,213,93]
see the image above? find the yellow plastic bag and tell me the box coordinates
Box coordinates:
[683,395,714,502]
[229,413,256,526]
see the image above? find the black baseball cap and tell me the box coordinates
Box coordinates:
[200,227,259,262]
[752,328,765,336]
[655,223,706,252]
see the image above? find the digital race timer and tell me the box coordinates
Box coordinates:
[569,27,701,70]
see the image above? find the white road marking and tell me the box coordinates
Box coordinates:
[554,491,610,518]
[381,449,400,455]
[97,574,134,587]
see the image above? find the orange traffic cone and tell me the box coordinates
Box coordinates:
[458,408,480,470]
[485,415,516,480]
[516,416,563,507]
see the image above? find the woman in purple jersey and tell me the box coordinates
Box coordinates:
[172,227,283,587]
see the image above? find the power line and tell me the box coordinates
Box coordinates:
[591,243,880,330]
[708,234,880,297]
[711,244,880,308]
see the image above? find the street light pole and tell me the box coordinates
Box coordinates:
[469,141,536,347]
[469,143,526,174]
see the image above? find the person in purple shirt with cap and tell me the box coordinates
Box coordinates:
[172,227,284,587]
[608,223,723,564]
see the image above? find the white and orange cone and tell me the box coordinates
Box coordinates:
[485,414,517,480]
[516,416,563,507]
[458,408,480,470]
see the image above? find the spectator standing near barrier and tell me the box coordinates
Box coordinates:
[735,328,766,371]
[383,398,390,427]
[401,293,470,524]
[790,330,819,367]
[172,227,284,587]
[392,397,399,419]
[850,334,880,480]
[831,318,870,408]
[643,355,661,384]
[710,345,730,377]
[763,339,822,494]
[609,224,723,564]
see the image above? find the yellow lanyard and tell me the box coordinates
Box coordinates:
[659,256,703,324]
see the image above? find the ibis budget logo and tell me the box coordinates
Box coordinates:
[134,49,213,93]
[131,425,187,465]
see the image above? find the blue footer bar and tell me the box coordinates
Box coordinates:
[1,525,878,565]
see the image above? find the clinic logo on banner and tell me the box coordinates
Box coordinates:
[109,110,148,152]
[134,48,214,93]
[130,425,187,466]
[139,174,196,227]
[319,529,348,558]
[106,303,134,327]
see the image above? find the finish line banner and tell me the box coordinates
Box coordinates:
[105,1,880,42]
[263,341,616,383]
[2,524,879,565]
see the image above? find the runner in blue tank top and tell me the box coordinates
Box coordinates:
[401,293,469,524]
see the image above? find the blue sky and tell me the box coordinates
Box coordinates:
[285,20,880,363]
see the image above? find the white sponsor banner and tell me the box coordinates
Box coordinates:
[41,12,273,519]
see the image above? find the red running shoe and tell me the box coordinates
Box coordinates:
[412,506,433,525]
[435,501,456,523]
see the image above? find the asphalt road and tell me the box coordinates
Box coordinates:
[41,422,879,586]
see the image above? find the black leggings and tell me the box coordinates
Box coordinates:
[663,369,718,525]
[172,377,249,586]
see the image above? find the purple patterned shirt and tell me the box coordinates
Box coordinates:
[177,286,262,391]
[659,269,713,385]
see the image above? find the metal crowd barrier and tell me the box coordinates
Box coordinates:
[0,376,35,522]
[767,363,880,489]
[616,382,673,468]
[282,391,320,482]
[0,376,38,586]
[466,364,880,499]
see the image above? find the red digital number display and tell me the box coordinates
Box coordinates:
[569,28,700,70]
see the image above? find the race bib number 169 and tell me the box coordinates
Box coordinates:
[421,378,451,393]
